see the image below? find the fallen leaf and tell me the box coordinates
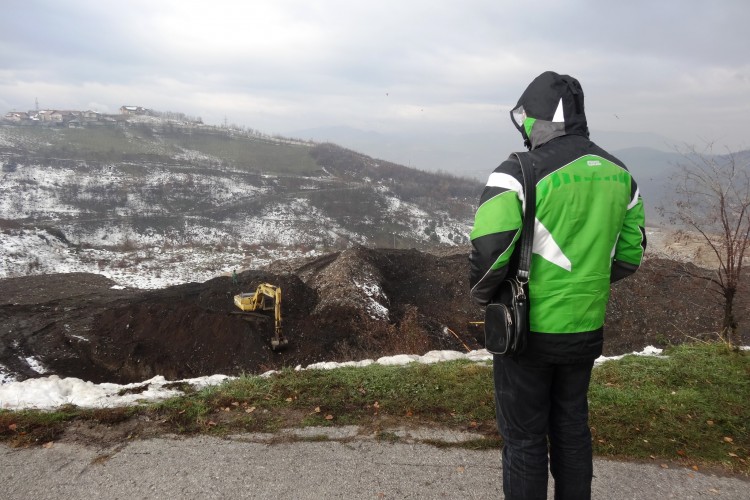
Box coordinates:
[687,472,694,478]
[245,406,256,414]
[373,401,380,409]
[469,421,478,428]
[649,455,656,460]
[358,387,367,395]
[223,407,231,412]
[207,420,217,427]
[706,420,714,426]
[723,436,734,443]
[456,466,465,473]
[314,406,321,413]
[8,423,17,431]
[405,410,413,417]
[677,450,686,456]
[325,414,334,421]
[285,397,293,402]
[231,402,239,407]
[728,452,739,457]
[42,442,54,449]
[660,464,669,469]
[692,465,699,471]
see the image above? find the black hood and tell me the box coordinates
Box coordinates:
[511,71,589,150]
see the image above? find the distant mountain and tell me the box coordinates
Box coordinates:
[0,118,481,284]
[292,125,743,224]
[607,147,683,222]
[289,125,681,182]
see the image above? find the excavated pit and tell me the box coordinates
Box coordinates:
[0,247,747,384]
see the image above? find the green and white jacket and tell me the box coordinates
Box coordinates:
[470,72,646,340]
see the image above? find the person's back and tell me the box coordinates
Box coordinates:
[469,71,645,499]
[522,134,644,360]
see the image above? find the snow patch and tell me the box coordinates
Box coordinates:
[24,356,48,374]
[594,345,665,365]
[0,365,15,384]
[353,277,389,320]
[0,374,231,410]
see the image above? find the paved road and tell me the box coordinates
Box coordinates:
[1,428,747,499]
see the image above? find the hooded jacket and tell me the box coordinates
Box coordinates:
[469,71,646,361]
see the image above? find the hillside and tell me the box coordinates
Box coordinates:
[2,116,748,387]
[0,118,481,286]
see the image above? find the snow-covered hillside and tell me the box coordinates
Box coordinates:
[0,122,477,287]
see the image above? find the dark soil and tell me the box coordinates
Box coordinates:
[1,247,747,384]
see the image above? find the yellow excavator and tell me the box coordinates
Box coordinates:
[233,283,288,350]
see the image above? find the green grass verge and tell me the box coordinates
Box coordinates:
[0,343,747,473]
[589,342,748,471]
[11,125,320,175]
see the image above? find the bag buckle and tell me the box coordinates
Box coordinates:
[512,275,528,300]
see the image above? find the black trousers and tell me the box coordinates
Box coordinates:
[493,353,595,500]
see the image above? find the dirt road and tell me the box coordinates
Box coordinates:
[2,429,747,499]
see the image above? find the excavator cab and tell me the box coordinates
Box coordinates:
[233,283,288,350]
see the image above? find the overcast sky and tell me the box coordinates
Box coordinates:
[2,0,749,159]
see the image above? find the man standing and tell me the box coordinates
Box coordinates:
[469,71,646,499]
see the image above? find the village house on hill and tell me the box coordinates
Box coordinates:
[3,108,122,127]
[4,105,200,127]
[119,106,151,116]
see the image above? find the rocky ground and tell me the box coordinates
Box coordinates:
[1,246,748,384]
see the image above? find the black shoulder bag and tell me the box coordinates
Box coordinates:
[484,152,535,356]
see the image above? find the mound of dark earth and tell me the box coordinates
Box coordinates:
[1,247,747,384]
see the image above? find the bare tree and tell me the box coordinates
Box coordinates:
[661,144,750,345]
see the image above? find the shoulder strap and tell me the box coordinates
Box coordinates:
[513,152,536,282]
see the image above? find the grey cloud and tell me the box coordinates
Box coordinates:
[1,0,749,155]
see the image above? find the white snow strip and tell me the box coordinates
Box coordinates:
[376,354,421,365]
[418,350,469,364]
[0,374,231,410]
[594,345,665,365]
[2,346,745,410]
[301,359,375,371]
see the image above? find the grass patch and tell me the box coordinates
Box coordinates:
[1,343,747,473]
[589,343,749,472]
[0,405,79,447]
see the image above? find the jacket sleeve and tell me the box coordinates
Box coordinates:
[611,177,646,283]
[469,157,524,305]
